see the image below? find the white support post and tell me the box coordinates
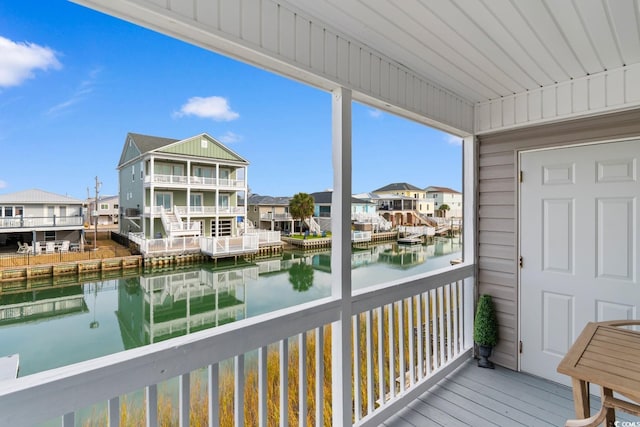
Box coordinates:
[146,385,157,427]
[462,135,477,350]
[331,87,353,427]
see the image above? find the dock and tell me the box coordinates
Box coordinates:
[0,354,19,381]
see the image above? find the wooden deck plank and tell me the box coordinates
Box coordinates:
[383,358,640,426]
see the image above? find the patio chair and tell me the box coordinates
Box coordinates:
[16,242,28,254]
[45,241,56,254]
[59,240,70,253]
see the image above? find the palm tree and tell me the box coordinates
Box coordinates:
[438,203,450,218]
[289,192,315,234]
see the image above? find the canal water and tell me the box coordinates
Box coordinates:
[0,238,461,377]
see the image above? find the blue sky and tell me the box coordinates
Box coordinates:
[0,0,462,200]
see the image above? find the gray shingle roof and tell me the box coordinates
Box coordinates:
[247,194,291,205]
[128,133,180,155]
[373,182,424,192]
[0,189,84,204]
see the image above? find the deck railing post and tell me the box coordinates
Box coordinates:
[330,87,353,427]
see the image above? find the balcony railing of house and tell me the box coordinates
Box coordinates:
[259,212,294,221]
[147,206,244,216]
[0,263,474,426]
[200,234,259,256]
[0,216,84,229]
[129,233,201,255]
[250,230,282,245]
[145,174,246,189]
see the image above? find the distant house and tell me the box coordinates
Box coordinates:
[117,132,249,239]
[425,186,462,218]
[0,189,84,250]
[371,182,434,225]
[372,182,434,216]
[246,194,293,233]
[84,195,119,228]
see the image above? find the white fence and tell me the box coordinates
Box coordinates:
[200,235,259,256]
[0,264,474,426]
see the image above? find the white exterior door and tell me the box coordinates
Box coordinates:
[520,139,640,385]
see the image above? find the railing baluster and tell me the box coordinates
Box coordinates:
[416,294,424,380]
[62,412,74,427]
[235,354,244,427]
[353,315,361,421]
[315,327,324,427]
[438,286,446,365]
[365,309,374,416]
[446,283,453,360]
[408,296,416,387]
[424,292,431,376]
[388,302,396,398]
[377,306,386,407]
[452,281,460,356]
[398,300,405,394]
[146,384,157,427]
[280,339,288,427]
[299,332,307,427]
[179,373,190,427]
[258,347,267,427]
[430,289,439,370]
[108,397,119,427]
[208,364,219,427]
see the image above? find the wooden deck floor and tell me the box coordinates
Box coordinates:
[383,357,640,426]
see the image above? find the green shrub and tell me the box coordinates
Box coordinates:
[473,294,498,347]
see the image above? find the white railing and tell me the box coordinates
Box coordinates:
[0,216,84,229]
[247,230,281,245]
[145,175,245,189]
[259,213,293,221]
[352,230,372,242]
[200,235,259,256]
[398,225,436,237]
[0,264,474,426]
[129,234,201,255]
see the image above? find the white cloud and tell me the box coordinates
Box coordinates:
[368,109,383,118]
[47,66,102,116]
[0,180,7,189]
[218,131,242,144]
[445,134,462,146]
[174,96,239,121]
[0,36,61,88]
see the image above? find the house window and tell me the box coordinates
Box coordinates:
[114,204,119,210]
[44,231,56,241]
[4,207,13,217]
[100,203,109,210]
[14,206,23,216]
[132,165,135,182]
[155,192,172,210]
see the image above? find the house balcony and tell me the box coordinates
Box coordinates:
[259,212,293,221]
[144,174,246,190]
[0,264,485,426]
[174,205,245,216]
[0,216,84,231]
[145,206,245,216]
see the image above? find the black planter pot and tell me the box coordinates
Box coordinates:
[477,344,495,369]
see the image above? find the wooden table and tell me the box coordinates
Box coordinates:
[557,320,640,426]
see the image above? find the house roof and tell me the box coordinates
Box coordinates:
[310,191,373,205]
[0,189,84,205]
[118,132,248,167]
[247,194,291,206]
[425,186,461,194]
[372,183,424,193]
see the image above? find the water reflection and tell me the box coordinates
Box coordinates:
[0,238,461,376]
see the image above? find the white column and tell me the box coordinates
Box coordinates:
[149,157,155,238]
[331,87,353,427]
[186,160,191,223]
[462,134,476,350]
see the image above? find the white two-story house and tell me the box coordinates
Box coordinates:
[0,189,84,250]
[117,132,249,241]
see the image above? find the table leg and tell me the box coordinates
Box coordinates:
[602,387,615,427]
[572,378,591,419]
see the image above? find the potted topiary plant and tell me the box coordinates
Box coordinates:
[474,294,498,369]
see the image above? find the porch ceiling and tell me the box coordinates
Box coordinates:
[281,0,640,104]
[73,0,640,132]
